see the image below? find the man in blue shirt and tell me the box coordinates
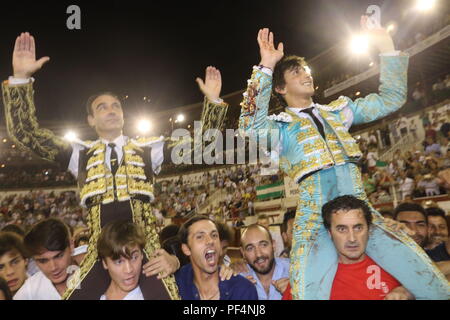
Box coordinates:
[175,216,258,300]
[239,224,290,300]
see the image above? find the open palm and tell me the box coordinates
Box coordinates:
[196,66,222,102]
[258,28,284,70]
[13,32,50,78]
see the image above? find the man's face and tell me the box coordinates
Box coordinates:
[102,245,143,294]
[282,218,294,250]
[241,227,275,275]
[182,220,221,275]
[427,216,448,247]
[87,95,124,135]
[329,209,369,264]
[396,211,428,247]
[34,247,72,285]
[275,65,315,102]
[0,249,28,294]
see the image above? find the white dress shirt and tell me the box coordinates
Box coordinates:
[67,134,164,178]
[13,271,61,300]
[100,286,144,300]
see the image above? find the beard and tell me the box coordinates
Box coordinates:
[413,234,428,248]
[430,234,447,245]
[249,255,275,275]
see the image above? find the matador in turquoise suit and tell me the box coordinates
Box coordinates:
[239,25,449,300]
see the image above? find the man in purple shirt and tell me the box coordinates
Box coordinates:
[175,216,257,300]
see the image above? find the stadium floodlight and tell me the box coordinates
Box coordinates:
[176,114,185,123]
[415,0,436,11]
[350,35,369,54]
[137,119,152,134]
[64,131,78,142]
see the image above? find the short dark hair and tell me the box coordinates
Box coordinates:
[425,207,446,219]
[379,209,394,219]
[0,277,13,300]
[1,224,25,237]
[178,215,217,245]
[272,55,308,107]
[322,195,372,230]
[97,220,145,261]
[241,224,273,247]
[85,91,121,116]
[23,218,71,257]
[394,203,427,221]
[216,222,233,244]
[281,209,296,234]
[159,224,180,244]
[0,232,27,258]
[161,236,189,267]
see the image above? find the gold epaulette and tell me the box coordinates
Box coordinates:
[130,136,165,147]
[318,96,349,112]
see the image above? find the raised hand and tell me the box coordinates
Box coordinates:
[360,15,395,54]
[272,278,290,294]
[257,28,284,70]
[13,32,50,79]
[196,66,222,102]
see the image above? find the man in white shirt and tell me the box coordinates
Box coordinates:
[14,218,76,300]
[97,221,146,300]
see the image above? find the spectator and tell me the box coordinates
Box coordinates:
[366,147,379,172]
[239,224,290,300]
[280,210,295,258]
[323,196,413,300]
[97,221,145,300]
[399,172,415,200]
[425,207,449,251]
[409,119,418,140]
[425,124,437,142]
[14,218,76,300]
[176,215,258,300]
[418,173,441,197]
[424,136,441,156]
[284,195,414,300]
[394,203,428,248]
[0,232,29,295]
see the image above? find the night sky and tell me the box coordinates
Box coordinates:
[0,0,415,128]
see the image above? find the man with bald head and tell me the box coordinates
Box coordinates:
[239,224,290,300]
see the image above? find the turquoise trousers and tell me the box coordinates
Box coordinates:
[290,163,449,300]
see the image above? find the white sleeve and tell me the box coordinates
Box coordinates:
[379,51,401,56]
[151,138,165,175]
[341,106,355,130]
[68,143,85,178]
[8,76,34,85]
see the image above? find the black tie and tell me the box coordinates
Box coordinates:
[300,107,325,139]
[108,143,118,175]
